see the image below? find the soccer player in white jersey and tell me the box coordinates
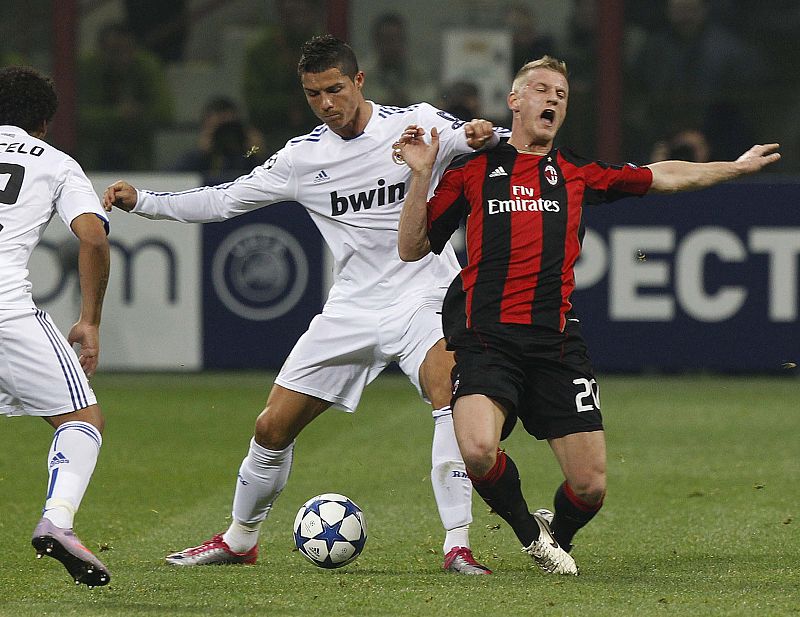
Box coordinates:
[104,35,500,574]
[0,67,111,587]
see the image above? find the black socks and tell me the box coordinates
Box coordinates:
[469,450,539,547]
[551,481,603,551]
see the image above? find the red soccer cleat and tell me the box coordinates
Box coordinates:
[165,533,258,566]
[443,546,492,575]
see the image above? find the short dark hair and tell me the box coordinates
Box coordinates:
[0,66,58,132]
[297,34,359,80]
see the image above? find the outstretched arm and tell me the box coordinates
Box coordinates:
[397,126,439,261]
[68,213,110,377]
[102,179,233,222]
[102,155,292,223]
[646,143,781,194]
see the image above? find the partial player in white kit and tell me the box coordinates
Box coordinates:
[0,67,111,586]
[104,35,502,574]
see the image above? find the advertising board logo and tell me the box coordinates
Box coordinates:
[212,224,309,321]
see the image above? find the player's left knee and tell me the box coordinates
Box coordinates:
[569,475,606,507]
[254,409,293,450]
[583,485,606,507]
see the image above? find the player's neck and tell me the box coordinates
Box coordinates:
[30,120,48,139]
[332,100,373,140]
[509,139,551,156]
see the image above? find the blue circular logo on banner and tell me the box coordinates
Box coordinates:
[212,224,309,321]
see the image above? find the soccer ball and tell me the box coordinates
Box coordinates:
[293,493,367,569]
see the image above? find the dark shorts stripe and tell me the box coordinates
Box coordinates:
[34,310,87,410]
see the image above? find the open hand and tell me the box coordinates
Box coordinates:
[735,143,781,174]
[393,125,440,172]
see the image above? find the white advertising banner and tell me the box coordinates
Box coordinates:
[30,173,203,370]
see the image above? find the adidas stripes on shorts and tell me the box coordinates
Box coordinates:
[0,308,97,416]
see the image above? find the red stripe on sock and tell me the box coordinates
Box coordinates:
[564,482,603,512]
[469,449,507,487]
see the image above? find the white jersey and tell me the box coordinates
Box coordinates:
[134,102,498,308]
[0,125,108,308]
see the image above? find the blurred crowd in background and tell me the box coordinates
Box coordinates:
[2,0,797,179]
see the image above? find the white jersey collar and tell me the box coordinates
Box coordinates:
[0,125,26,136]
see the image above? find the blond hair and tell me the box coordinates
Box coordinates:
[511,55,568,93]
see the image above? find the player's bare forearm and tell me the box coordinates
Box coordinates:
[396,126,437,261]
[70,214,110,377]
[72,214,110,327]
[647,143,781,194]
[77,240,109,327]
[398,168,433,262]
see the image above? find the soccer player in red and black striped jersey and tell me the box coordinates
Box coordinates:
[397,55,780,575]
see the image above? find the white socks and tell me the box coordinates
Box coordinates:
[430,406,473,553]
[223,438,294,553]
[223,410,470,555]
[43,421,102,529]
[444,525,470,553]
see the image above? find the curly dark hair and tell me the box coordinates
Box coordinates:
[297,34,359,80]
[0,66,58,133]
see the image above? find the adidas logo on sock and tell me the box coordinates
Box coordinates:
[488,166,508,178]
[49,452,70,468]
[313,170,331,184]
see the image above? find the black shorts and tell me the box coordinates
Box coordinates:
[447,320,603,441]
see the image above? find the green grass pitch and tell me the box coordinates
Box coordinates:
[1,373,797,616]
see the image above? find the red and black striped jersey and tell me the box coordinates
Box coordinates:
[427,140,653,332]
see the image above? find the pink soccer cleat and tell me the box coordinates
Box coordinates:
[165,533,258,566]
[31,517,111,587]
[443,546,492,575]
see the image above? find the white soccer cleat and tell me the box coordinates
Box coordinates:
[533,508,554,526]
[522,512,578,575]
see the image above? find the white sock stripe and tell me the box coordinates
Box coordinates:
[54,421,102,447]
[54,421,102,450]
[432,406,452,419]
[249,437,294,459]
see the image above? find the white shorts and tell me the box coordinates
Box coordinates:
[0,308,97,417]
[275,293,446,412]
